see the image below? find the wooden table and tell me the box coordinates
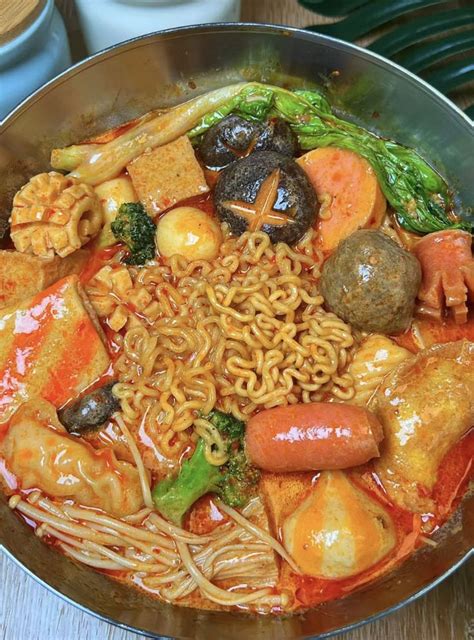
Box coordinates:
[1,1,472,639]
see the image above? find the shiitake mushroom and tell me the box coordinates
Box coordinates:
[59,382,120,435]
[199,115,259,169]
[214,150,318,246]
[0,218,9,247]
[253,118,297,157]
[199,116,297,169]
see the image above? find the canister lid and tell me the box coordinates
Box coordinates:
[0,0,46,44]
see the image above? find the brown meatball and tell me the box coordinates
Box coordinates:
[320,230,421,334]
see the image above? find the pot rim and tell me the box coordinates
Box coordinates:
[0,21,472,640]
[1,22,472,129]
[2,542,472,639]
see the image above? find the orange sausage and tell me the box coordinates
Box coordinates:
[297,148,386,253]
[245,403,383,473]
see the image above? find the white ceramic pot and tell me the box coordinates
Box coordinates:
[75,0,241,54]
[0,0,71,119]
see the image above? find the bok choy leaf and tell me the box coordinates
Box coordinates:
[189,83,466,234]
[54,82,468,234]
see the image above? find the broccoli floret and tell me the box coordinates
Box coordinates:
[218,449,261,508]
[152,440,221,525]
[152,411,259,525]
[111,202,156,265]
[205,409,245,443]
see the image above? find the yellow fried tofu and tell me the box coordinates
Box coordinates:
[0,249,89,310]
[258,472,326,601]
[374,340,474,513]
[0,275,110,424]
[282,471,396,580]
[127,135,209,215]
[259,472,314,534]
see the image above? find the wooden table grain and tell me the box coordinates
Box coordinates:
[1,551,472,640]
[1,1,472,639]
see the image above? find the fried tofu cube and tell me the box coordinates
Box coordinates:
[0,275,110,423]
[259,472,314,533]
[0,249,89,310]
[127,135,209,215]
[259,473,315,605]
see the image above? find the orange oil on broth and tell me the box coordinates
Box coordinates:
[279,429,473,610]
[79,245,122,284]
[44,316,104,406]
[0,221,472,614]
[0,280,69,426]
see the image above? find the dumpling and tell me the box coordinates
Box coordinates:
[2,399,143,517]
[282,471,396,579]
[373,340,474,513]
[348,335,412,406]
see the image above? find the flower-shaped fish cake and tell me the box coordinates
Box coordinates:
[10,172,103,258]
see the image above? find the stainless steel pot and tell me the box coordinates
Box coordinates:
[0,23,472,640]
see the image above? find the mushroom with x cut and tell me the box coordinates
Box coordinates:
[215,151,318,246]
[222,169,295,232]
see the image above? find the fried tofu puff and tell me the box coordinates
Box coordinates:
[0,249,89,309]
[373,340,474,513]
[127,135,209,215]
[281,471,396,579]
[260,471,396,583]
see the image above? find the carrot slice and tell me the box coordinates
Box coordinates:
[297,147,386,252]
